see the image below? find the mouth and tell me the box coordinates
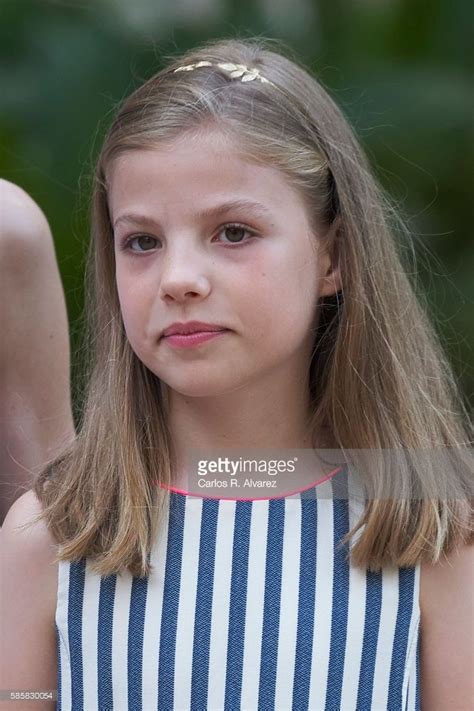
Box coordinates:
[162,329,229,348]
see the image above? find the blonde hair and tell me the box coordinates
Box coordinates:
[29,37,472,577]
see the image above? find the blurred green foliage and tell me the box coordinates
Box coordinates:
[1,0,472,418]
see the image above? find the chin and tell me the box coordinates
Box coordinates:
[160,372,245,399]
[166,385,229,398]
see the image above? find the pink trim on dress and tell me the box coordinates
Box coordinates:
[156,464,345,501]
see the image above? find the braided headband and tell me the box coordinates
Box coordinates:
[173,60,282,92]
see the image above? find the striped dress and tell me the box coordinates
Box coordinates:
[55,464,420,710]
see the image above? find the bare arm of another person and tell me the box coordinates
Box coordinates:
[0,180,76,522]
[0,490,59,710]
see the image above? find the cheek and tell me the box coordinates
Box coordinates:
[244,250,319,326]
[116,276,154,345]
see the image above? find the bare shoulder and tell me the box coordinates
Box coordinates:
[0,490,59,708]
[420,542,474,710]
[420,540,474,592]
[1,489,59,612]
[420,541,474,615]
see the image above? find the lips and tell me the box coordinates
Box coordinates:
[164,329,225,336]
[162,329,229,349]
[162,321,228,338]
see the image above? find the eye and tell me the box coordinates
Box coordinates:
[215,223,256,246]
[120,234,158,253]
[119,223,257,254]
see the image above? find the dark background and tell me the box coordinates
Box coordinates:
[2,0,473,418]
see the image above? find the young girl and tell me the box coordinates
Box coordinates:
[1,37,472,711]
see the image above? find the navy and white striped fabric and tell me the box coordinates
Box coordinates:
[55,465,420,710]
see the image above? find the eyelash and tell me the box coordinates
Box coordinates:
[119,223,257,254]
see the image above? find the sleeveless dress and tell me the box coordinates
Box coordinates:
[55,464,420,710]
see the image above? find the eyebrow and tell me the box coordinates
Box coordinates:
[112,199,272,230]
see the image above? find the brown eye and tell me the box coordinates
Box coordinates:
[123,235,159,252]
[217,224,255,246]
[224,226,246,243]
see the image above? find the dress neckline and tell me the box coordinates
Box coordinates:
[158,463,346,502]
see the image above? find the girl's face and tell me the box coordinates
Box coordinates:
[108,129,340,398]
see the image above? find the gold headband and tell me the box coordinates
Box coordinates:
[173,60,279,90]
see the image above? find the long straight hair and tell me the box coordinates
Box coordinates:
[30,36,472,577]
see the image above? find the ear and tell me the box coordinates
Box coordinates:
[318,216,342,298]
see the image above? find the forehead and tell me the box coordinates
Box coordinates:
[106,129,307,220]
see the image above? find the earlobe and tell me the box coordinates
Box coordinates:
[320,262,342,297]
[319,217,342,297]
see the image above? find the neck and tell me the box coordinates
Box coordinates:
[161,366,326,487]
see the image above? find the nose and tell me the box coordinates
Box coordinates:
[158,245,212,303]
